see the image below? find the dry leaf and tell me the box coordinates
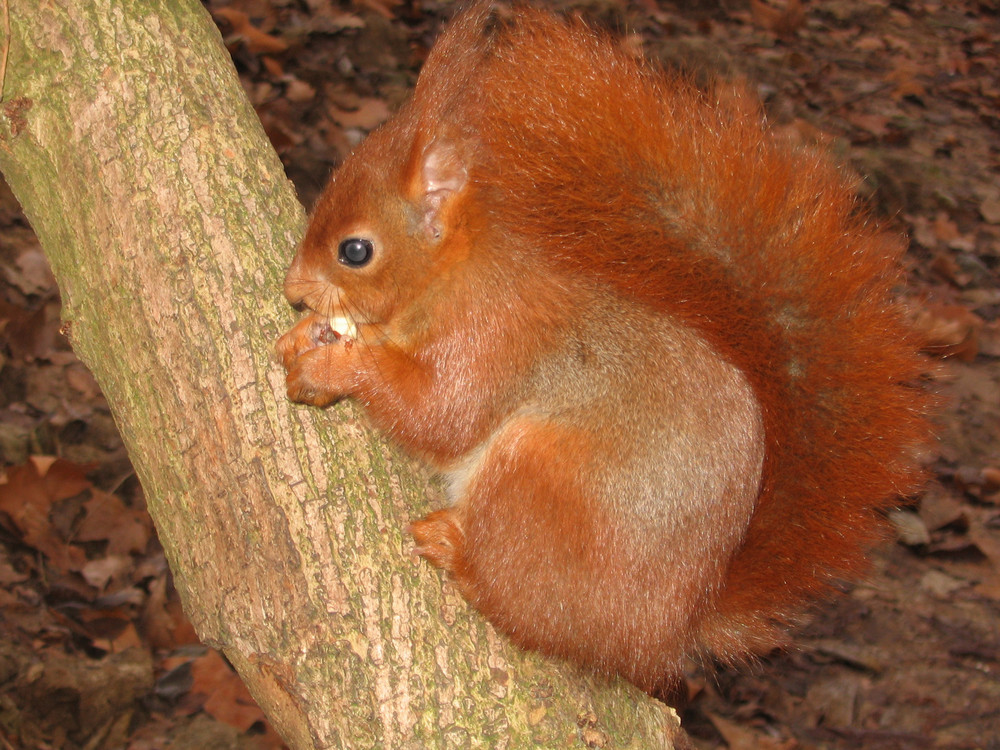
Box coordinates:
[968,519,1000,570]
[81,555,132,591]
[285,77,317,104]
[889,508,931,547]
[980,196,1000,225]
[76,489,152,556]
[932,213,961,242]
[911,303,983,361]
[261,56,285,78]
[0,458,90,573]
[918,484,968,532]
[357,0,401,21]
[750,0,805,37]
[846,112,891,139]
[886,58,926,100]
[3,304,54,361]
[9,248,55,296]
[65,362,102,399]
[0,556,29,586]
[328,97,391,130]
[979,320,1000,358]
[141,575,200,651]
[707,712,795,750]
[929,252,966,285]
[982,467,1000,493]
[190,650,267,732]
[920,569,968,597]
[213,8,288,55]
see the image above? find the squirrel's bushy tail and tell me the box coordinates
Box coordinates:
[421,5,933,662]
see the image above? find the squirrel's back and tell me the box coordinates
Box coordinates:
[411,4,931,663]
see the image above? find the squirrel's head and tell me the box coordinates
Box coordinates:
[283,107,482,343]
[284,4,496,341]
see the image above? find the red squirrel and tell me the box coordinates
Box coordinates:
[276,2,931,693]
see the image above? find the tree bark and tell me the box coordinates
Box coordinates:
[0,1,681,747]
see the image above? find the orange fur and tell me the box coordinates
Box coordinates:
[276,2,931,693]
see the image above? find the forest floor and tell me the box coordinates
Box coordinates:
[1,0,999,748]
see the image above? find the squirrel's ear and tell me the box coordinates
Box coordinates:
[409,136,469,241]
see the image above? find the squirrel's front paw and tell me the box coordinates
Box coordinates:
[277,313,359,406]
[284,344,356,407]
[275,313,334,371]
[410,509,466,573]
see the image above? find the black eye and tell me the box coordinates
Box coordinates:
[338,237,374,267]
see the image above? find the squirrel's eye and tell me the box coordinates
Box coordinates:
[338,238,374,267]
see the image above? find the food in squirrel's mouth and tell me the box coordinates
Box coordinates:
[320,315,357,342]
